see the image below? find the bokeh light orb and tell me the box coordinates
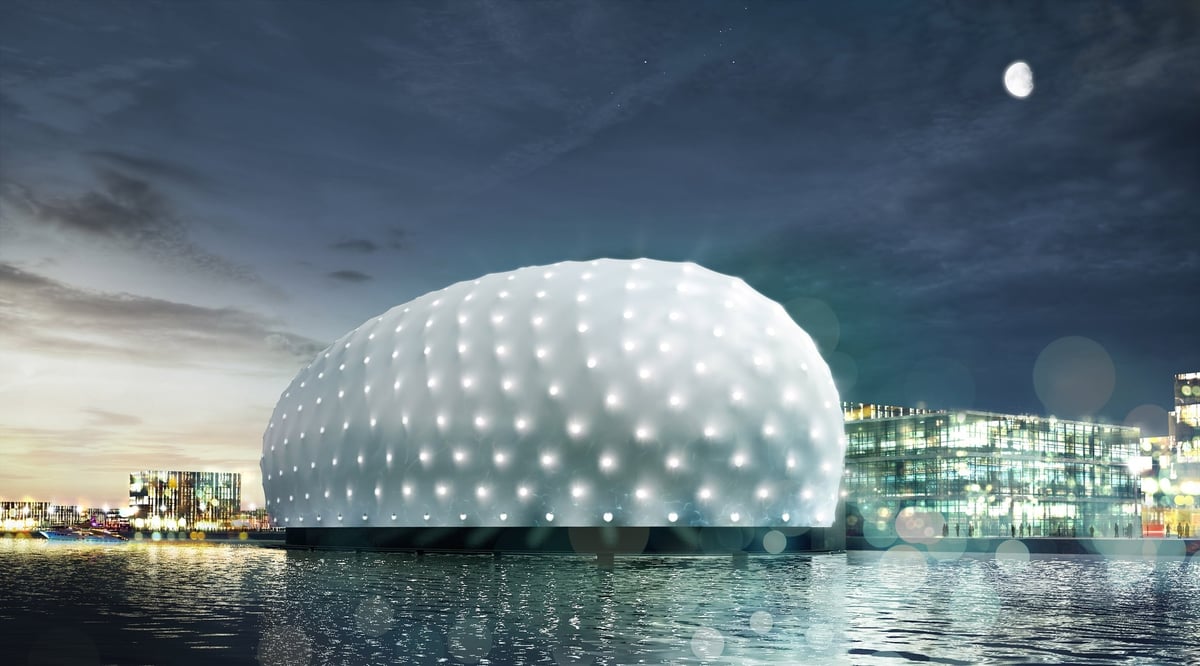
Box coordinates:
[262,259,845,527]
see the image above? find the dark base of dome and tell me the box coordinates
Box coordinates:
[284,525,844,554]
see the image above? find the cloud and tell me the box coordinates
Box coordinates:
[0,167,264,285]
[0,262,324,367]
[84,150,210,188]
[0,52,192,133]
[83,409,143,427]
[330,239,380,253]
[328,270,373,283]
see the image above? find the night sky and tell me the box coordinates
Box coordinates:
[2,1,1198,507]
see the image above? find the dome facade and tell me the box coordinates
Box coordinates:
[262,259,844,528]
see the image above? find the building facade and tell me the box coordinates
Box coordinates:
[842,408,1142,539]
[1,501,82,531]
[1141,372,1200,537]
[128,471,241,531]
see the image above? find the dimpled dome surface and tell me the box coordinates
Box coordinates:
[262,259,845,528]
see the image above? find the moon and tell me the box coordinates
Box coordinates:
[1004,61,1034,98]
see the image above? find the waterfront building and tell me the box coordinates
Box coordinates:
[262,259,847,552]
[128,471,241,531]
[1141,372,1200,537]
[842,407,1142,539]
[1,501,82,531]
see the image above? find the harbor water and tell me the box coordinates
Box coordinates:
[0,538,1195,665]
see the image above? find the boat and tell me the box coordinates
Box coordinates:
[38,527,128,543]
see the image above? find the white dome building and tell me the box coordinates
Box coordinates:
[262,259,844,537]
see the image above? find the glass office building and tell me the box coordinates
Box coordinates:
[1,501,81,531]
[843,407,1142,539]
[128,471,241,531]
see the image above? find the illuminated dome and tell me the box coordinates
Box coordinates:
[262,259,844,529]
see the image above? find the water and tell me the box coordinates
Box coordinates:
[1,539,1195,665]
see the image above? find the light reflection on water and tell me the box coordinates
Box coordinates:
[0,539,1196,665]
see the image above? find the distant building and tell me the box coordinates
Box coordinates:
[1,501,81,531]
[1141,372,1200,537]
[842,409,1142,539]
[128,471,241,531]
[843,402,939,421]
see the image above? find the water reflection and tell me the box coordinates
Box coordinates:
[0,539,1196,664]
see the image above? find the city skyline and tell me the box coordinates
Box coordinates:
[2,2,1198,506]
